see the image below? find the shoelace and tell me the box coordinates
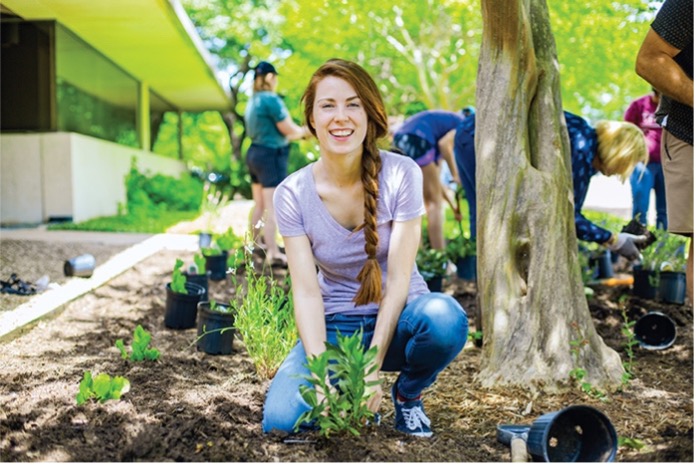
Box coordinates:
[401,405,431,430]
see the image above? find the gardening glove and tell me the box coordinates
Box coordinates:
[606,232,647,262]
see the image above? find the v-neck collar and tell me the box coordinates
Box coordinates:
[307,162,363,237]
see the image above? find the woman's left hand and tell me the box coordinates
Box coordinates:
[365,370,383,413]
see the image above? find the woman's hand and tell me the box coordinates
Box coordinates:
[365,370,383,413]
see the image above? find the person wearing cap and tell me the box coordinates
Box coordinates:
[245,60,309,267]
[453,111,650,260]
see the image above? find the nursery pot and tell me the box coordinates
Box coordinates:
[592,250,614,280]
[456,255,477,281]
[164,282,205,329]
[196,301,236,355]
[634,311,677,350]
[525,405,617,462]
[658,271,686,305]
[425,275,443,293]
[184,271,210,302]
[64,254,96,278]
[632,265,658,299]
[205,250,229,281]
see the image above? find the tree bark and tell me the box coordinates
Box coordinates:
[476,0,624,390]
[221,55,252,161]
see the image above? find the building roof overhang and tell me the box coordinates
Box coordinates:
[1,0,232,112]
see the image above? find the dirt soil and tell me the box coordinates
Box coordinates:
[0,240,693,462]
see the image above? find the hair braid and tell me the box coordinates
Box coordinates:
[353,129,383,306]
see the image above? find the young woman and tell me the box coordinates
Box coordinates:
[244,61,308,266]
[262,59,468,438]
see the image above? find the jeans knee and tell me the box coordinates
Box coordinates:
[417,293,469,349]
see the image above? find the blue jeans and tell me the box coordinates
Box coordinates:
[630,161,667,230]
[262,292,468,433]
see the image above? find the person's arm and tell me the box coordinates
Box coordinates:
[277,117,310,141]
[438,129,460,185]
[636,28,693,107]
[283,234,326,358]
[364,215,422,412]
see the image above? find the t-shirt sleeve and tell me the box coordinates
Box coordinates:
[624,100,641,126]
[266,95,290,123]
[652,0,693,50]
[392,159,426,222]
[274,182,306,237]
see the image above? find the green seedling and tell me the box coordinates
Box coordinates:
[618,436,646,451]
[216,227,243,251]
[568,322,607,401]
[620,307,639,385]
[193,253,207,274]
[76,371,130,405]
[115,324,160,362]
[295,329,381,437]
[171,258,188,294]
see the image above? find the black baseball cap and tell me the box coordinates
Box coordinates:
[255,61,278,77]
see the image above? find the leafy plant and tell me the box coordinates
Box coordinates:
[216,227,243,251]
[193,253,207,275]
[618,436,646,450]
[115,324,160,362]
[295,329,380,437]
[568,322,607,401]
[445,233,476,263]
[416,248,448,281]
[234,258,297,379]
[641,229,688,272]
[76,371,130,405]
[208,300,231,313]
[171,258,188,294]
[620,304,639,385]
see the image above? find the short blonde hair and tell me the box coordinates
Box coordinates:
[595,120,648,181]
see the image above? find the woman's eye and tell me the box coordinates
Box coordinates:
[321,104,334,109]
[348,102,360,108]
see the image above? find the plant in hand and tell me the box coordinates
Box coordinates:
[295,329,381,437]
[233,262,297,379]
[76,371,130,405]
[171,258,188,294]
[115,324,160,362]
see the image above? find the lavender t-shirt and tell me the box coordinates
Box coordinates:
[274,150,429,316]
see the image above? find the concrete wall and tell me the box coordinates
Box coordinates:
[1,132,186,225]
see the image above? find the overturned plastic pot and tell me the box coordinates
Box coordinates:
[634,311,677,350]
[64,254,96,278]
[497,405,617,462]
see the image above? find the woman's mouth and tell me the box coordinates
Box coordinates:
[329,129,354,138]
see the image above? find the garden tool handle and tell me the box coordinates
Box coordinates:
[510,437,528,462]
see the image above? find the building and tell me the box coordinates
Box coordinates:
[0,0,232,225]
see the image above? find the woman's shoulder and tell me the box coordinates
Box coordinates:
[278,162,315,191]
[380,149,420,173]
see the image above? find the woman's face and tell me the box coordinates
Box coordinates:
[310,76,368,159]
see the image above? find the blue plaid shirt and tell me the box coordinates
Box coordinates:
[565,111,612,244]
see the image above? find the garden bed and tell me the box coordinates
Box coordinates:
[0,246,692,462]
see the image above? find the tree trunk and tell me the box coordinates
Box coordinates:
[475,0,624,390]
[222,56,252,161]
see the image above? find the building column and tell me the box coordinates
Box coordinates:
[137,81,151,150]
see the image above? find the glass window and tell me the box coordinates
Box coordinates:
[150,90,181,158]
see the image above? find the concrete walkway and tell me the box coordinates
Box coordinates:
[0,200,255,341]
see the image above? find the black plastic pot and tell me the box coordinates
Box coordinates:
[164,282,205,329]
[425,275,443,293]
[632,265,658,299]
[658,271,686,305]
[526,405,617,462]
[634,311,677,350]
[204,250,229,281]
[591,250,613,279]
[196,302,236,355]
[456,255,476,281]
[184,271,210,302]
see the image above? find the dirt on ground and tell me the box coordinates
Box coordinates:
[0,238,692,462]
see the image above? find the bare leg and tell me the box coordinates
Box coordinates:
[422,162,445,250]
[262,187,286,263]
[249,182,265,244]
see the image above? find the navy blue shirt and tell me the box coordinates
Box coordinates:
[453,111,612,245]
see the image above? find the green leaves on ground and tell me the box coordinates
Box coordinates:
[171,258,188,294]
[295,329,381,437]
[76,371,130,405]
[115,325,160,362]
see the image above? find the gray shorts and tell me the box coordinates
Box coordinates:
[246,144,290,188]
[661,130,693,235]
